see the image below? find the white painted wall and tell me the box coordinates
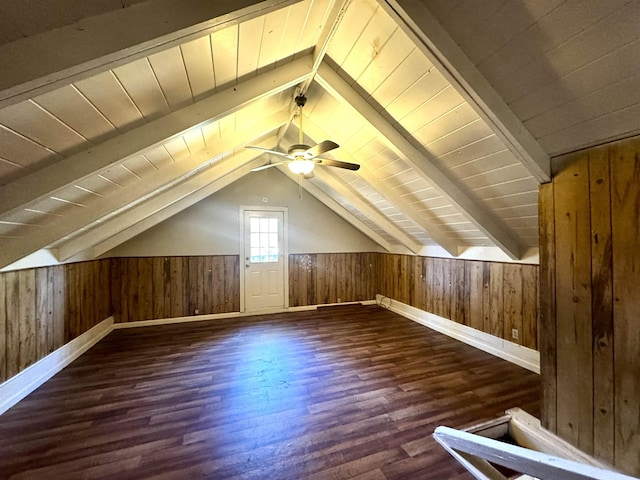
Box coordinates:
[105,169,381,257]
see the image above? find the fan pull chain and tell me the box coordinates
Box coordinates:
[298,173,303,199]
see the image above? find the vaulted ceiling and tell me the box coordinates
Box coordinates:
[0,0,638,269]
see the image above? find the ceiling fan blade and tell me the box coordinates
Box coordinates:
[245,145,290,159]
[316,158,360,171]
[251,161,286,172]
[304,140,339,158]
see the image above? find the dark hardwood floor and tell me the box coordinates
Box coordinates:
[0,305,540,479]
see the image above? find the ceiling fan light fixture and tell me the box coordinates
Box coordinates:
[288,159,315,175]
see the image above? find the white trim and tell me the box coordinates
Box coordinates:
[462,408,613,470]
[416,246,540,265]
[0,249,61,272]
[377,295,539,373]
[113,311,242,329]
[0,316,114,416]
[505,408,612,468]
[288,300,377,312]
[286,305,319,312]
[115,300,379,328]
[433,425,635,480]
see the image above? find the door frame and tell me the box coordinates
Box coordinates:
[239,205,289,313]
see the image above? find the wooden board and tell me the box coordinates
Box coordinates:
[423,256,434,313]
[152,257,165,320]
[0,275,6,382]
[224,256,239,313]
[553,153,594,454]
[487,262,504,339]
[6,271,20,378]
[589,144,614,464]
[410,255,422,308]
[503,264,523,345]
[35,268,49,359]
[465,261,484,331]
[432,257,445,317]
[610,138,640,472]
[169,257,183,318]
[52,265,65,351]
[138,257,154,320]
[521,265,538,350]
[450,259,465,324]
[121,258,131,324]
[18,269,36,371]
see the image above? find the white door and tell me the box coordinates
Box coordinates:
[243,210,285,312]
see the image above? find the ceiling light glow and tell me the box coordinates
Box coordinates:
[288,159,315,175]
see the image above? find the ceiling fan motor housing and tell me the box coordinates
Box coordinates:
[288,143,314,159]
[295,94,307,108]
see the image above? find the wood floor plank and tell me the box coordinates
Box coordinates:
[0,305,540,479]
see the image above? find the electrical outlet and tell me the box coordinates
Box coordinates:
[337,297,342,303]
[195,309,199,315]
[511,328,519,340]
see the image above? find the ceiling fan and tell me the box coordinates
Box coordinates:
[247,94,360,175]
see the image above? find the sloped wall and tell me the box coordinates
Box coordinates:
[539,136,640,475]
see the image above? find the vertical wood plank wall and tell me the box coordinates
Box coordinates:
[288,253,378,306]
[111,256,240,323]
[539,136,640,476]
[0,259,111,384]
[374,254,539,349]
[3,252,541,408]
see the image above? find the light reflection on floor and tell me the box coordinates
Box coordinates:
[199,325,322,471]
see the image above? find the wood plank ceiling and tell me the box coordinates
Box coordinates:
[0,0,638,269]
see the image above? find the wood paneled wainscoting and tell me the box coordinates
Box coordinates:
[539,136,640,476]
[0,259,111,384]
[376,254,538,350]
[111,256,240,323]
[288,253,378,307]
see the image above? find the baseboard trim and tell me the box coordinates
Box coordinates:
[0,316,114,416]
[289,300,377,312]
[113,311,242,329]
[377,295,540,373]
[115,300,378,328]
[287,305,319,312]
